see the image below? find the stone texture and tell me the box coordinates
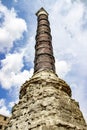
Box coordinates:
[6,7,87,130]
[34,7,55,73]
[0,114,8,130]
[6,71,87,130]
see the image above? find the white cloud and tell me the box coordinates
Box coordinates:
[55,59,71,78]
[1,53,23,73]
[49,0,87,79]
[0,52,33,89]
[0,106,10,116]
[10,69,33,87]
[0,0,87,123]
[0,2,27,52]
[0,99,10,116]
[49,0,87,122]
[22,36,35,63]
[9,101,17,108]
[14,0,18,3]
[0,99,5,107]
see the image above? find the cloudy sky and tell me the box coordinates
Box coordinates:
[0,0,87,122]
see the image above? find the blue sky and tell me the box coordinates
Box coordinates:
[0,0,87,122]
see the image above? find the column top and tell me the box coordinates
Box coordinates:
[36,7,48,16]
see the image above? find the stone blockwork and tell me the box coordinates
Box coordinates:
[6,71,87,130]
[0,114,8,130]
[34,8,55,73]
[6,7,87,130]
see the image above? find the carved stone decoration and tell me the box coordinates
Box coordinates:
[6,8,87,130]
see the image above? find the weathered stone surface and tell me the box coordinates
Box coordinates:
[0,114,8,130]
[6,7,87,130]
[6,70,87,130]
[34,8,55,73]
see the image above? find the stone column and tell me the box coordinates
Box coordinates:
[34,7,55,73]
[6,7,87,130]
